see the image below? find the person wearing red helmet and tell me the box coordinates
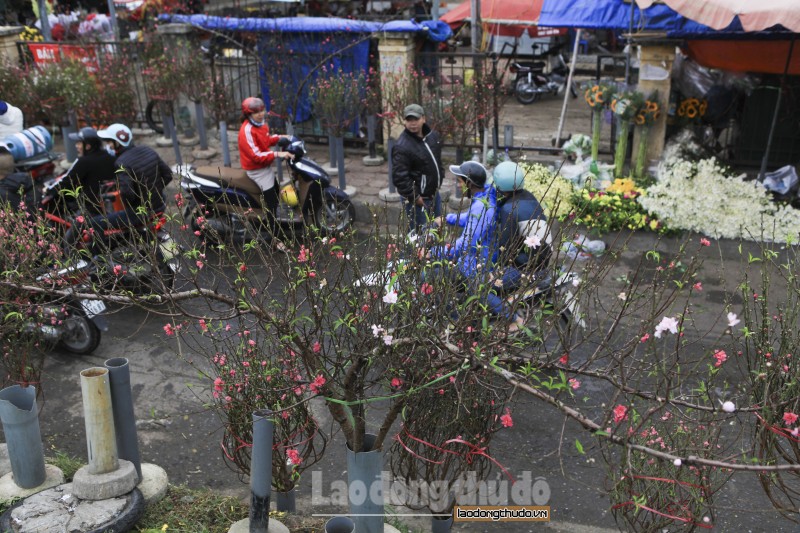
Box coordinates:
[237,96,293,252]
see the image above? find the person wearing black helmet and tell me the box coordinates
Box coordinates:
[58,126,117,216]
[391,103,444,231]
[428,161,497,280]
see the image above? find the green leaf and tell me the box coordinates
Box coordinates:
[575,439,585,455]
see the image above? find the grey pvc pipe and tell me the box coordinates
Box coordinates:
[249,409,274,533]
[328,135,338,170]
[367,114,377,158]
[325,516,355,533]
[80,367,119,475]
[104,357,142,481]
[194,100,208,150]
[166,115,183,167]
[220,121,231,167]
[432,515,454,533]
[347,433,383,533]
[387,138,396,193]
[0,385,46,489]
[337,136,346,190]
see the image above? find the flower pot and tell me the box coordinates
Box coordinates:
[346,433,383,533]
[325,516,355,533]
[275,487,296,512]
[0,385,46,488]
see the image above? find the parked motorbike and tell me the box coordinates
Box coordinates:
[510,51,578,105]
[27,259,109,354]
[177,135,356,244]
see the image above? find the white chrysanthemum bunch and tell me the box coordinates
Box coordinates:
[639,158,800,243]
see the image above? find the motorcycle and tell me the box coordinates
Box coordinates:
[176,135,356,243]
[356,226,584,342]
[40,175,181,295]
[26,259,109,354]
[510,51,578,105]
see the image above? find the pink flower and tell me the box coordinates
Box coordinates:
[391,377,402,388]
[313,341,321,353]
[286,448,302,465]
[700,238,711,247]
[783,412,798,426]
[382,290,398,304]
[309,374,326,393]
[613,405,628,424]
[559,353,569,365]
[640,333,650,343]
[199,319,208,332]
[297,246,309,263]
[75,215,85,224]
[113,264,123,276]
[500,408,513,428]
[713,349,727,367]
[420,282,434,295]
[163,323,175,336]
[693,282,703,291]
[213,377,224,398]
[196,260,204,269]
[568,378,580,390]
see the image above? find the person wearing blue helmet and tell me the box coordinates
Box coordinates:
[489,161,551,333]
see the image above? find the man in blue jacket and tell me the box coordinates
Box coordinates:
[429,161,497,281]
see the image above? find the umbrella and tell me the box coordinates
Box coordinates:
[635,0,800,32]
[440,0,562,37]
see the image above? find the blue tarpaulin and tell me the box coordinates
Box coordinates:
[159,14,452,42]
[159,14,451,124]
[537,0,791,38]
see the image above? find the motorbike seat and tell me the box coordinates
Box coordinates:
[194,166,263,200]
[516,60,546,72]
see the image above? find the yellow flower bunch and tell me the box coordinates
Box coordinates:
[606,178,638,195]
[677,97,707,120]
[19,26,43,42]
[584,84,616,110]
[636,99,661,126]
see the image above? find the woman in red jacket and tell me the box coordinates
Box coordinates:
[238,96,293,252]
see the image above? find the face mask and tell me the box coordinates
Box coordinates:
[249,117,264,126]
[105,145,116,156]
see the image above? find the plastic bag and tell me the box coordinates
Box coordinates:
[761,165,799,196]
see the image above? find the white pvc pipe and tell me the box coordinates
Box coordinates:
[555,29,582,146]
[80,367,119,475]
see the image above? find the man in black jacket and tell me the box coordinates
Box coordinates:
[68,123,173,256]
[391,103,444,231]
[59,127,117,216]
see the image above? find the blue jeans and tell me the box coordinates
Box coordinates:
[404,193,442,233]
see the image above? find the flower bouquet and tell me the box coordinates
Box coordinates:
[676,97,707,125]
[633,94,661,179]
[584,83,616,161]
[610,91,644,178]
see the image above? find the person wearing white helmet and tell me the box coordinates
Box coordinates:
[489,161,551,334]
[0,101,24,139]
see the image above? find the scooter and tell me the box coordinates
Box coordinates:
[510,52,578,105]
[40,176,181,295]
[27,259,109,354]
[356,226,584,338]
[176,135,356,244]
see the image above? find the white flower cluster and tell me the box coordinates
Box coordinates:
[639,158,800,243]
